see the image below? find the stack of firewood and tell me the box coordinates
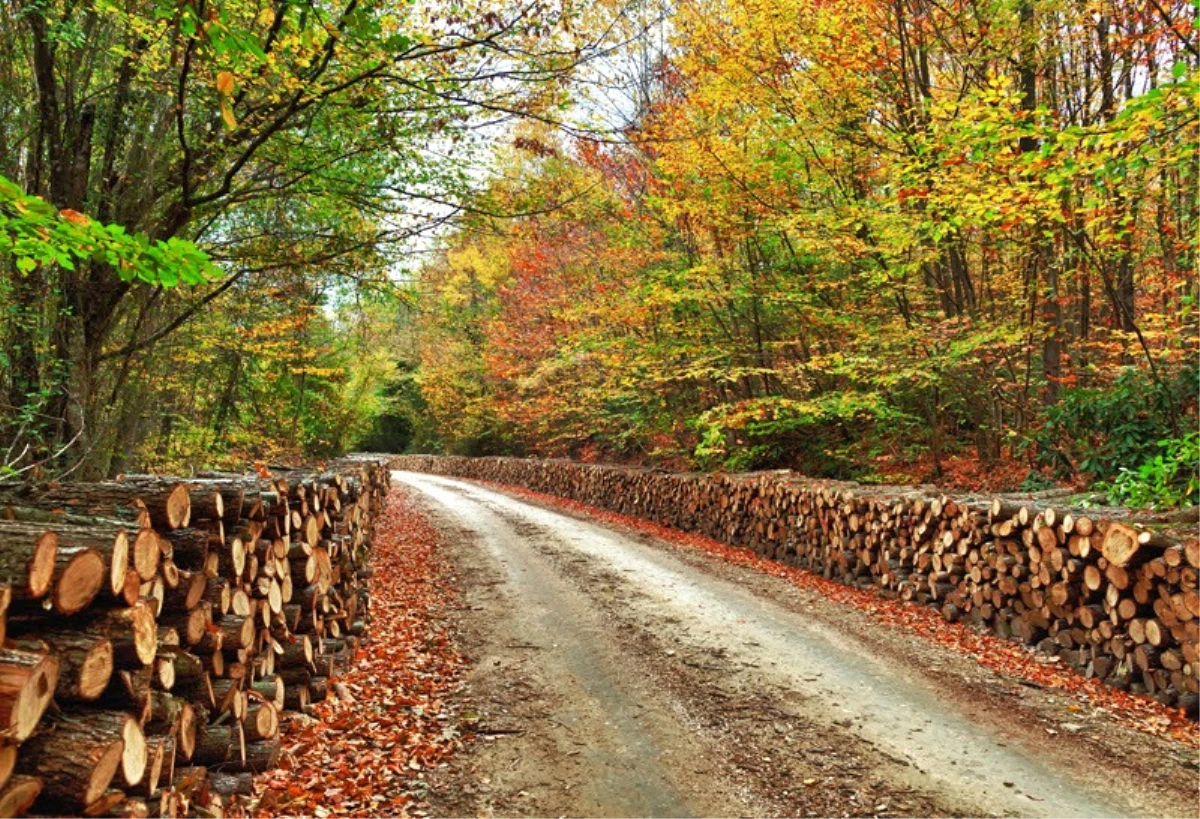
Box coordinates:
[393,455,1199,716]
[0,455,390,817]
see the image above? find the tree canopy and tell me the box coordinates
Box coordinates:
[1,0,1196,507]
[0,0,610,477]
[411,0,1198,506]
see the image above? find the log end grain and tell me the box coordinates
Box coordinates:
[30,531,58,599]
[108,530,130,597]
[61,636,114,702]
[0,774,40,818]
[177,702,197,762]
[131,531,160,583]
[119,718,147,789]
[0,648,59,741]
[1102,523,1141,569]
[55,548,106,615]
[165,485,191,530]
[0,744,14,792]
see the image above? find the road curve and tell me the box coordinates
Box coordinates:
[395,471,1195,819]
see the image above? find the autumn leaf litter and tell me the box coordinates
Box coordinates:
[253,486,469,818]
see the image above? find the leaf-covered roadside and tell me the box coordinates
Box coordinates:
[480,481,1199,747]
[252,486,468,818]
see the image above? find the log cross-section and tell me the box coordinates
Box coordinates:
[0,647,59,742]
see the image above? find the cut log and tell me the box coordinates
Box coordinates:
[167,651,205,685]
[0,775,40,819]
[0,481,190,529]
[0,744,14,792]
[283,680,310,710]
[0,521,130,600]
[146,693,196,762]
[0,646,59,741]
[0,525,57,599]
[161,571,206,613]
[84,600,158,667]
[49,546,106,615]
[215,615,255,650]
[13,633,112,702]
[278,635,313,669]
[223,737,280,773]
[1185,539,1200,569]
[162,530,208,573]
[153,654,175,692]
[85,789,127,817]
[1101,523,1141,568]
[250,676,286,711]
[16,718,125,811]
[91,711,147,789]
[0,458,389,799]
[243,702,279,741]
[135,736,168,798]
[192,722,242,766]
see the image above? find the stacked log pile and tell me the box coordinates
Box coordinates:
[0,455,390,817]
[393,455,1199,715]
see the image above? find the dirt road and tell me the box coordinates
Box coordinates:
[396,471,1197,818]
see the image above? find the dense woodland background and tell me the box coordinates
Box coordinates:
[412,0,1200,506]
[1,0,1197,507]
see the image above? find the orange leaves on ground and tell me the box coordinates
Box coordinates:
[253,487,467,817]
[482,480,1198,747]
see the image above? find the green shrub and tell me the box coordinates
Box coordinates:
[1034,363,1197,484]
[692,393,915,476]
[1102,432,1199,510]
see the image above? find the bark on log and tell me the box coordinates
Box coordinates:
[16,716,126,811]
[221,737,280,773]
[83,601,157,667]
[208,770,253,797]
[12,633,112,702]
[0,480,190,530]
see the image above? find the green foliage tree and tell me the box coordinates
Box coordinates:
[0,0,609,475]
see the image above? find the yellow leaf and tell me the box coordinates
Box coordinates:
[220,98,237,131]
[216,70,234,96]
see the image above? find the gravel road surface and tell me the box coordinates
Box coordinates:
[396,471,1197,818]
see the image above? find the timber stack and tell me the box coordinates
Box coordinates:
[0,455,390,817]
[393,455,1199,717]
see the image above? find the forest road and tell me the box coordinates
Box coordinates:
[395,471,1197,819]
